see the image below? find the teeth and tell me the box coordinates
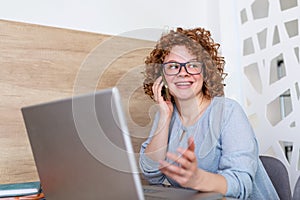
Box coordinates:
[175,82,191,86]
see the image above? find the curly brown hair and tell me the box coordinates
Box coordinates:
[143,27,226,100]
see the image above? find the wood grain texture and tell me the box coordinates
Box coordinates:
[0,20,156,184]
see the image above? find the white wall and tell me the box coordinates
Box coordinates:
[3,0,243,97]
[1,0,221,42]
[3,0,242,96]
[218,0,245,104]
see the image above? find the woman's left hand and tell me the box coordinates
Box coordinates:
[159,137,202,189]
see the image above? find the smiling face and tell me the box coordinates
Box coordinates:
[163,45,204,101]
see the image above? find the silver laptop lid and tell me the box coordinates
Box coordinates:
[21,87,144,200]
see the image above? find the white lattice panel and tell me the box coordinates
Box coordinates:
[237,0,300,189]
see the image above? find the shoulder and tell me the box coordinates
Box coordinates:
[210,97,248,124]
[212,96,245,113]
[212,96,241,108]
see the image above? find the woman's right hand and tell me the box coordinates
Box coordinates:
[152,76,174,120]
[144,76,174,160]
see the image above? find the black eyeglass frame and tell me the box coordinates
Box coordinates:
[162,61,204,76]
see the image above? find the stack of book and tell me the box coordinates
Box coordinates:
[0,181,42,198]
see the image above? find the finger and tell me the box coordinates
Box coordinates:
[159,160,184,176]
[159,161,189,186]
[153,76,163,90]
[161,167,184,180]
[165,152,180,163]
[177,148,196,164]
[161,170,190,187]
[156,76,163,83]
[177,137,195,160]
[152,77,163,102]
[166,152,191,170]
[177,137,196,163]
[157,81,164,97]
[188,136,195,152]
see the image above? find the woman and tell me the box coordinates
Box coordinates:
[139,27,279,199]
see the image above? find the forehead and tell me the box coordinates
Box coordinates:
[164,45,196,62]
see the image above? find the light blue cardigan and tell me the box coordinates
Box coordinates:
[139,97,279,199]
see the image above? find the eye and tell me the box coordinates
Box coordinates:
[166,63,180,70]
[187,62,202,69]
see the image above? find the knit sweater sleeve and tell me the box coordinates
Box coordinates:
[139,112,166,184]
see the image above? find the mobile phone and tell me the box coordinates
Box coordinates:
[161,72,171,101]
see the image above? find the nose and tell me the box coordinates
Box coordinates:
[177,65,189,76]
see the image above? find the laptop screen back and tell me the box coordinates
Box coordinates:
[21,87,144,200]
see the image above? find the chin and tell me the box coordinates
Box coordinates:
[174,93,197,101]
[170,87,201,100]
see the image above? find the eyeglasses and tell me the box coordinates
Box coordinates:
[162,61,203,76]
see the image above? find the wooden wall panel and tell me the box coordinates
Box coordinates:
[0,20,155,184]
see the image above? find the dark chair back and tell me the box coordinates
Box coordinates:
[292,176,300,200]
[260,155,292,200]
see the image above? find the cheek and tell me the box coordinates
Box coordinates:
[165,77,176,95]
[193,75,205,92]
[164,76,173,86]
[198,80,205,89]
[196,74,204,83]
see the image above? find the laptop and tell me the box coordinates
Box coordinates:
[21,87,223,200]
